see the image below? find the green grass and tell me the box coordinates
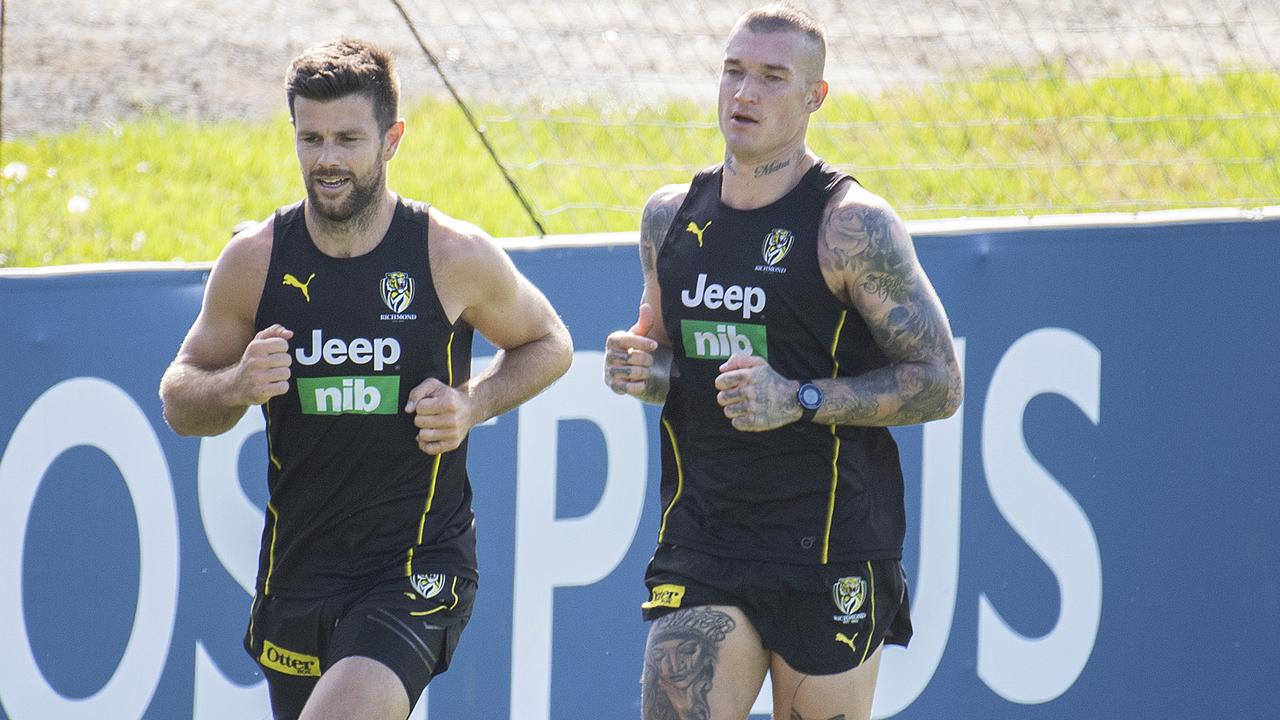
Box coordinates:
[3,68,1278,267]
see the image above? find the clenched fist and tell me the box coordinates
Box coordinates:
[235,324,293,406]
[604,303,660,397]
[405,378,477,455]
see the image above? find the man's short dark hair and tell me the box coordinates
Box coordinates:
[285,38,400,132]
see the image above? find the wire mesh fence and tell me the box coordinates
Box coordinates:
[393,0,1280,231]
[4,0,1279,236]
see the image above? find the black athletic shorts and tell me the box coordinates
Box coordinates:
[244,572,476,720]
[642,543,911,676]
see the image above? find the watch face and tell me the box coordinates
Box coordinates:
[798,383,822,410]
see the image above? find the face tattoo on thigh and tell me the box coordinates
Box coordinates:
[644,607,736,720]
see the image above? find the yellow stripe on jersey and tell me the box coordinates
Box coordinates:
[821,310,849,564]
[406,331,456,576]
[829,310,847,372]
[657,418,686,544]
[860,560,878,665]
[264,502,280,595]
[265,399,282,471]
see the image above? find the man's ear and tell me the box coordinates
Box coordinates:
[383,119,406,160]
[808,80,829,113]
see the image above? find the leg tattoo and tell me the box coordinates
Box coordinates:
[643,607,737,720]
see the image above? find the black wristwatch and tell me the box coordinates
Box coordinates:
[796,381,823,424]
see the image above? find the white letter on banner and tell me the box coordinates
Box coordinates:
[0,378,179,719]
[978,328,1102,703]
[194,411,271,719]
[873,338,966,718]
[199,411,267,596]
[510,351,647,720]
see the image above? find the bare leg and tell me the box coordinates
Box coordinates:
[641,605,769,720]
[770,645,882,720]
[297,656,410,720]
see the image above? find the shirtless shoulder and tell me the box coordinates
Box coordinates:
[210,215,276,324]
[426,206,507,324]
[640,183,689,275]
[816,181,911,306]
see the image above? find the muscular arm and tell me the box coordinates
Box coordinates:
[459,262,572,423]
[427,214,572,431]
[603,184,685,405]
[813,189,962,426]
[159,221,286,436]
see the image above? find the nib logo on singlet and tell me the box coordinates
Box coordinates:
[294,329,401,414]
[680,320,768,360]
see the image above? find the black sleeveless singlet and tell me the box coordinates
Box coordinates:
[253,198,477,597]
[655,162,907,565]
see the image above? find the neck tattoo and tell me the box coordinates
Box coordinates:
[753,158,792,178]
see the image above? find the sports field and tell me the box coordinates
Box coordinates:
[4,69,1277,267]
[2,0,1277,266]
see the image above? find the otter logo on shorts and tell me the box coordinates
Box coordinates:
[642,583,686,610]
[260,640,321,677]
[832,576,869,624]
[412,572,446,599]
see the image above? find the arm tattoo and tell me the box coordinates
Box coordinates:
[643,607,736,720]
[861,272,908,303]
[819,201,961,426]
[630,191,681,406]
[640,193,678,277]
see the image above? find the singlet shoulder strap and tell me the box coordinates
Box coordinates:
[805,159,861,194]
[688,163,723,192]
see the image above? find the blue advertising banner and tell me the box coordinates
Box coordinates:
[1,211,1277,719]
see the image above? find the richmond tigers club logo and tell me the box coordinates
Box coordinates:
[380,271,415,313]
[411,572,446,599]
[761,228,795,266]
[833,575,868,615]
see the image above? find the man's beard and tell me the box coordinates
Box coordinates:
[306,160,384,224]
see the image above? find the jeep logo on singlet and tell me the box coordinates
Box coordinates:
[295,329,400,371]
[294,329,402,415]
[680,273,766,319]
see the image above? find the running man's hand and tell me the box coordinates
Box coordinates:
[714,354,803,431]
[405,378,477,455]
[604,303,660,397]
[234,324,293,406]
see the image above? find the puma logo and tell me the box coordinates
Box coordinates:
[685,220,711,247]
[282,273,316,302]
[834,632,859,653]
